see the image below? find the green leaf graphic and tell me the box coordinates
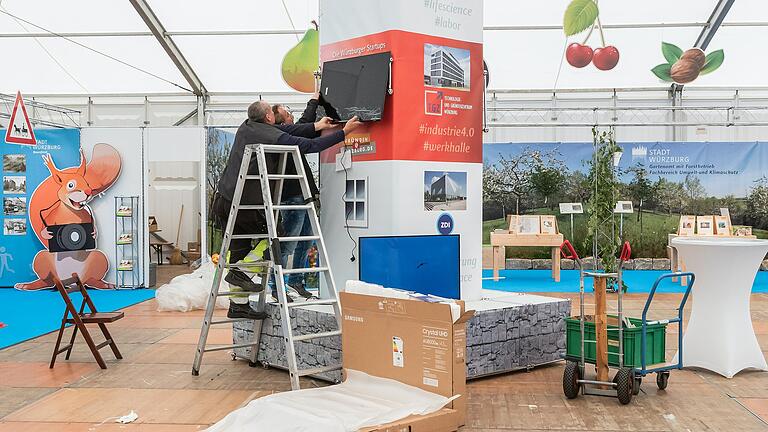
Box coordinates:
[661,42,683,65]
[563,0,599,36]
[651,63,673,82]
[700,49,724,75]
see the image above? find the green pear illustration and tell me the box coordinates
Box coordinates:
[281,22,319,93]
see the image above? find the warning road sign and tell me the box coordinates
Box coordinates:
[5,91,36,146]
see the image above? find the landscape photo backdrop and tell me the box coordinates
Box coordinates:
[482,141,768,258]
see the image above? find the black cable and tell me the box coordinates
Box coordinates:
[339,145,357,262]
[0,9,193,93]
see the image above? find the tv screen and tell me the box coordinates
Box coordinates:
[320,52,391,121]
[359,234,460,299]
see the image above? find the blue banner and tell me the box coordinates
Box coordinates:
[1,129,81,287]
[484,141,765,199]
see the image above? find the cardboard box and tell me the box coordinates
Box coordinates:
[359,408,459,432]
[341,292,474,427]
[148,216,159,232]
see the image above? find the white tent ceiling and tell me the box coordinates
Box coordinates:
[0,0,764,95]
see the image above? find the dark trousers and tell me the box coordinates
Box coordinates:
[212,193,268,264]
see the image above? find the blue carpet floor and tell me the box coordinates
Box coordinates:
[0,288,155,349]
[483,269,768,294]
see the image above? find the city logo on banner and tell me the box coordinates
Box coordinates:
[5,91,36,146]
[425,90,443,116]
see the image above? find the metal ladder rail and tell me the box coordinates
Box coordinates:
[192,145,270,376]
[253,144,343,390]
[290,146,343,330]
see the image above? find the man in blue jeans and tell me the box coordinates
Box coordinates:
[272,94,334,301]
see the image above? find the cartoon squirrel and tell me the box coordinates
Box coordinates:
[15,143,122,290]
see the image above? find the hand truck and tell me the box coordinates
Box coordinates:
[630,271,695,394]
[561,240,636,404]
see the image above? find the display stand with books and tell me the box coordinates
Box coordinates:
[668,213,754,285]
[490,215,564,282]
[114,196,143,288]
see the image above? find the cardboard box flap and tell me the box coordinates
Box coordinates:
[341,292,462,322]
[454,310,475,325]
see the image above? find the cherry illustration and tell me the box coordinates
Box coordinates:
[566,43,593,68]
[593,45,619,70]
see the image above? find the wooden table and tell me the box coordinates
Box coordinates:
[490,232,564,282]
[149,230,173,265]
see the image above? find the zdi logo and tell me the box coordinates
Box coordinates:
[425,90,443,116]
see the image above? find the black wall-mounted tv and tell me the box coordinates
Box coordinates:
[320,52,391,122]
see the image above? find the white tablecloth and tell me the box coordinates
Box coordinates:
[671,236,768,378]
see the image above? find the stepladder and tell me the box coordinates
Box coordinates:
[192,143,344,390]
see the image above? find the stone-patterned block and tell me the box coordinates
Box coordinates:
[560,259,575,270]
[621,259,635,270]
[233,303,342,383]
[234,296,571,381]
[634,258,653,270]
[652,258,670,270]
[531,259,552,270]
[506,258,532,270]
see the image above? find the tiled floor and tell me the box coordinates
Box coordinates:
[0,265,767,431]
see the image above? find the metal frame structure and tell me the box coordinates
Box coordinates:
[128,0,207,97]
[2,0,751,134]
[0,92,80,128]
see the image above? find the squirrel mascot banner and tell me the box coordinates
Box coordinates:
[15,143,122,290]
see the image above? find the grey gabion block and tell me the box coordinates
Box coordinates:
[531,259,552,270]
[560,259,575,270]
[762,260,768,271]
[634,258,653,270]
[506,258,532,270]
[652,258,670,270]
[233,303,342,383]
[621,259,635,270]
[465,298,570,378]
[234,296,571,381]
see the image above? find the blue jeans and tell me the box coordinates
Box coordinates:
[279,195,313,287]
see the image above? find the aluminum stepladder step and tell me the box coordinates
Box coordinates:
[192,143,344,391]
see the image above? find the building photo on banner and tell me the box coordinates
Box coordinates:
[3,0,768,431]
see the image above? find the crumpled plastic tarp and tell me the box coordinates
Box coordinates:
[205,370,453,432]
[155,261,229,312]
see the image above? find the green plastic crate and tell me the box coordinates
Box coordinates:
[565,315,667,368]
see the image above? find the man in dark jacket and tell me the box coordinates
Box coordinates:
[213,100,360,318]
[271,94,333,300]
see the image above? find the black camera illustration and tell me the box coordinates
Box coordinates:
[47,223,97,252]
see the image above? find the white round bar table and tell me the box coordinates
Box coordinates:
[671,236,768,378]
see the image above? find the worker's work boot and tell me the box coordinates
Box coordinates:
[225,268,262,292]
[227,301,267,320]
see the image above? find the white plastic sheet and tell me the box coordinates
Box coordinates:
[155,261,228,312]
[205,370,453,432]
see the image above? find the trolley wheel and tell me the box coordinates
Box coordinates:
[248,361,258,368]
[632,376,642,395]
[656,371,670,390]
[563,361,581,399]
[615,368,634,405]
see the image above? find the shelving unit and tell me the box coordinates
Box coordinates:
[114,196,143,288]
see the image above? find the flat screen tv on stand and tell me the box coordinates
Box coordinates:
[358,234,461,299]
[320,52,391,122]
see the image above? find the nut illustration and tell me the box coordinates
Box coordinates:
[680,48,705,69]
[670,58,700,84]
